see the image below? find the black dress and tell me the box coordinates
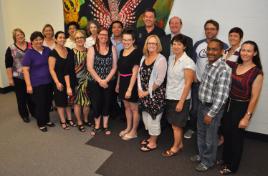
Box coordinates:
[49,48,76,107]
[117,49,142,102]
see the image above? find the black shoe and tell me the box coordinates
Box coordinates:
[46,122,55,127]
[39,126,48,132]
[22,117,30,123]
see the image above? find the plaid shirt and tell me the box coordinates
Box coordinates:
[198,58,232,118]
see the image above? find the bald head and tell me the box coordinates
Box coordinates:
[169,16,182,35]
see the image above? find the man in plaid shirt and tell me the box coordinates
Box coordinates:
[191,39,232,172]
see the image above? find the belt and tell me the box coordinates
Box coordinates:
[120,73,132,77]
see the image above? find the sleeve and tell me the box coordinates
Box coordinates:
[208,68,232,118]
[184,58,196,71]
[49,49,56,57]
[5,47,13,68]
[22,51,31,67]
[226,60,236,69]
[154,57,167,86]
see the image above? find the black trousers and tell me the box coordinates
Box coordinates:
[13,78,35,119]
[88,80,115,118]
[222,99,249,173]
[32,83,53,127]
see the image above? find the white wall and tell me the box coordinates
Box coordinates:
[0,0,64,88]
[166,0,268,134]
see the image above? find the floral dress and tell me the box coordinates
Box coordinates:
[139,60,166,119]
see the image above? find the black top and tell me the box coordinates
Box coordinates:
[118,48,142,74]
[136,26,165,50]
[49,48,76,88]
[161,34,194,60]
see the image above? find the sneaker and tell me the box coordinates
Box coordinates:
[184,129,194,139]
[190,155,201,162]
[195,163,209,172]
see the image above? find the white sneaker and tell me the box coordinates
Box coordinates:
[184,129,195,139]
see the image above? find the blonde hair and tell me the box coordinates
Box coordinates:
[42,24,54,37]
[74,30,86,38]
[143,35,162,56]
[12,28,25,42]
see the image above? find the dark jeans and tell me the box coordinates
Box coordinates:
[32,84,53,127]
[197,101,225,167]
[222,99,249,172]
[188,82,200,131]
[13,78,35,118]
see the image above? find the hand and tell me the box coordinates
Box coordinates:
[8,79,15,86]
[26,85,33,94]
[56,82,64,91]
[238,116,250,129]
[115,84,119,93]
[66,87,73,96]
[203,114,213,125]
[175,101,184,112]
[125,89,132,99]
[99,80,108,88]
[138,90,148,98]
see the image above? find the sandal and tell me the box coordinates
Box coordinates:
[83,120,92,127]
[90,127,102,136]
[140,144,157,152]
[60,122,70,130]
[77,124,86,132]
[162,149,181,157]
[46,122,55,127]
[140,139,149,146]
[66,119,77,127]
[119,130,129,137]
[103,127,111,135]
[220,167,232,175]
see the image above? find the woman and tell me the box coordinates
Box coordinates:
[220,41,263,175]
[65,21,79,49]
[137,35,167,152]
[48,31,77,130]
[116,29,142,140]
[72,30,91,132]
[42,24,55,50]
[5,28,35,123]
[224,27,244,62]
[22,31,54,132]
[87,28,117,136]
[85,20,99,48]
[162,34,195,156]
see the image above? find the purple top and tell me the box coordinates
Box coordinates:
[22,46,52,87]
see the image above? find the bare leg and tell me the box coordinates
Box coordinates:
[103,115,111,135]
[82,105,90,123]
[74,104,83,125]
[120,100,132,136]
[127,102,139,136]
[171,125,183,152]
[57,107,68,129]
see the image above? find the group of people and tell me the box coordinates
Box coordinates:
[5,8,264,175]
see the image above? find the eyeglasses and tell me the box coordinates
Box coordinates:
[99,33,108,36]
[147,42,158,46]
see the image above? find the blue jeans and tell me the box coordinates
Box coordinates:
[197,101,224,167]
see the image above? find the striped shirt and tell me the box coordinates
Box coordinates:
[198,58,232,118]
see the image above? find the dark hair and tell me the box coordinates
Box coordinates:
[67,21,79,30]
[111,20,123,29]
[209,38,224,50]
[204,19,219,30]
[42,24,54,37]
[229,27,244,39]
[86,20,100,36]
[171,34,187,47]
[55,31,65,39]
[144,8,156,17]
[95,28,110,51]
[122,28,136,40]
[30,31,44,42]
[237,41,263,70]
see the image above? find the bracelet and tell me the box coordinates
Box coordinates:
[246,112,252,118]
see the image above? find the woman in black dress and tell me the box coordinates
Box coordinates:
[48,31,76,130]
[116,29,142,140]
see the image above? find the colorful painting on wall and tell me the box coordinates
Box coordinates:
[63,0,174,30]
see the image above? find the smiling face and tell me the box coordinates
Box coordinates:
[74,32,86,47]
[98,29,109,44]
[172,41,185,56]
[55,33,66,46]
[205,23,218,40]
[143,11,156,28]
[112,22,123,37]
[89,23,98,36]
[32,36,44,49]
[146,36,158,53]
[68,24,77,38]
[207,41,223,63]
[169,17,182,35]
[122,33,135,50]
[43,26,54,39]
[228,32,242,47]
[240,43,256,63]
[15,31,25,43]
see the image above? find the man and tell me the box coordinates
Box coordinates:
[136,8,165,50]
[161,16,193,59]
[184,19,228,139]
[191,39,231,172]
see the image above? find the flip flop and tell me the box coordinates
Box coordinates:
[140,144,157,152]
[162,149,180,157]
[140,139,149,146]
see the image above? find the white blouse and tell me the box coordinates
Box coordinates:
[166,52,196,100]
